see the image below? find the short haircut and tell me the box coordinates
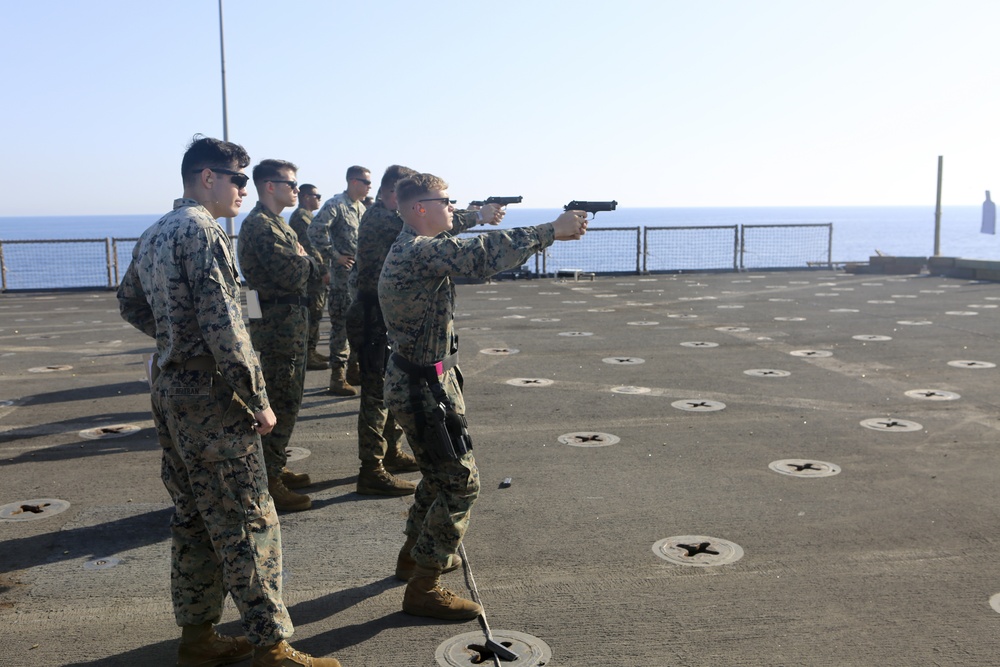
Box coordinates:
[252,159,298,187]
[379,165,418,193]
[181,135,250,186]
[395,173,449,206]
[298,183,317,196]
[346,165,370,180]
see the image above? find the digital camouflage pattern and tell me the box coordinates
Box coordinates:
[288,205,329,354]
[117,198,291,645]
[348,203,481,464]
[378,218,555,569]
[157,374,292,645]
[118,198,268,414]
[307,192,366,369]
[347,201,405,464]
[237,202,318,478]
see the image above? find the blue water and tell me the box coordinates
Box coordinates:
[0,205,994,263]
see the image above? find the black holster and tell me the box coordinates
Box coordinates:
[425,401,473,463]
[393,350,472,462]
[358,296,390,376]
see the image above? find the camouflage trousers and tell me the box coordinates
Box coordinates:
[152,366,292,647]
[392,408,481,571]
[346,298,403,464]
[307,286,326,355]
[327,282,352,371]
[250,304,308,479]
[357,370,404,464]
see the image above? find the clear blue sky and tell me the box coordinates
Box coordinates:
[2,1,998,216]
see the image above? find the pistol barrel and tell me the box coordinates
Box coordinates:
[564,200,619,214]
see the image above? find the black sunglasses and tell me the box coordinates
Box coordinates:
[265,179,298,189]
[418,197,457,205]
[193,167,249,189]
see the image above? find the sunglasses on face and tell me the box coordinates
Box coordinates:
[265,179,298,189]
[417,198,457,206]
[193,167,249,189]
[352,178,372,186]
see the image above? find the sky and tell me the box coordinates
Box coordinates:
[2,0,999,216]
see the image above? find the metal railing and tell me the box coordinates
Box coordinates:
[644,225,739,272]
[0,223,833,291]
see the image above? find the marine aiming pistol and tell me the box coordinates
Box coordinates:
[468,195,524,207]
[564,200,618,218]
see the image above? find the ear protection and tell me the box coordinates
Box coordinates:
[419,207,425,213]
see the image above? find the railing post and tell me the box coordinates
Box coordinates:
[105,237,114,289]
[827,223,833,268]
[112,238,121,287]
[644,226,653,273]
[0,240,6,292]
[635,227,641,275]
[736,225,743,271]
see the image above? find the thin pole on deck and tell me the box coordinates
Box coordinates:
[933,155,943,256]
[219,0,234,236]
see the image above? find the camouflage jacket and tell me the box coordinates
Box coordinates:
[379,221,554,414]
[350,201,479,303]
[117,198,269,413]
[307,191,366,287]
[237,202,318,300]
[288,206,328,280]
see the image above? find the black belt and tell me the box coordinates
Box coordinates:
[166,355,216,372]
[260,295,308,307]
[391,351,459,382]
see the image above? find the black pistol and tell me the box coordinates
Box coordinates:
[564,200,618,218]
[469,196,523,207]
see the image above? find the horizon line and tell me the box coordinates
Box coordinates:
[0,202,986,219]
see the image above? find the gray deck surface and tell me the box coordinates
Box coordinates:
[2,270,1000,666]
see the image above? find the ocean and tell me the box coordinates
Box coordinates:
[0,205,994,263]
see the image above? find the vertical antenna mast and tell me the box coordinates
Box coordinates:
[219,0,234,235]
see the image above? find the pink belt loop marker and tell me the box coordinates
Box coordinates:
[434,360,444,376]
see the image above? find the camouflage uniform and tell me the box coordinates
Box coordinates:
[237,202,320,479]
[117,198,292,646]
[307,192,366,372]
[288,205,329,357]
[348,203,481,467]
[379,217,555,570]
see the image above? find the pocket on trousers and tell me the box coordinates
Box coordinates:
[204,374,258,462]
[213,454,274,526]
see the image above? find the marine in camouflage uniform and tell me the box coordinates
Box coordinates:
[347,166,459,497]
[118,200,293,647]
[287,184,329,370]
[379,172,584,621]
[118,138,341,667]
[238,161,321,512]
[307,166,370,394]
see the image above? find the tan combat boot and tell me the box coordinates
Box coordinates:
[356,462,416,496]
[177,621,252,667]
[403,565,482,620]
[306,350,329,371]
[280,467,311,490]
[268,476,312,512]
[345,360,361,386]
[395,537,462,581]
[384,447,420,474]
[252,640,341,667]
[327,368,357,396]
